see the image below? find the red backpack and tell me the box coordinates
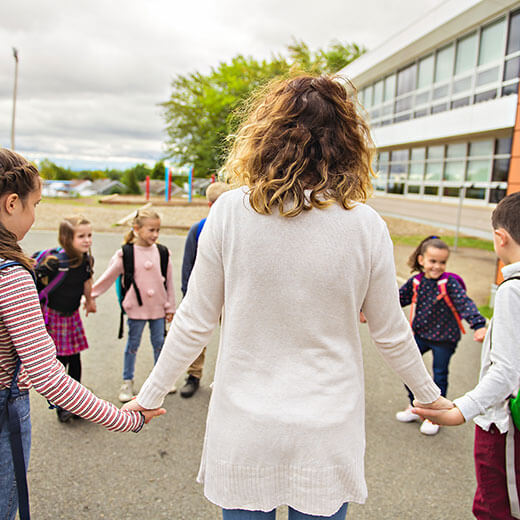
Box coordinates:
[409,272,466,334]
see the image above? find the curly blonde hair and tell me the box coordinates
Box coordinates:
[225,74,375,217]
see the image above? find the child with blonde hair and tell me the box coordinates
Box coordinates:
[0,149,164,520]
[34,215,96,422]
[92,208,175,402]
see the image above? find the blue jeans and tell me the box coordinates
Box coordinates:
[222,503,348,519]
[406,335,456,403]
[123,318,165,380]
[0,388,31,520]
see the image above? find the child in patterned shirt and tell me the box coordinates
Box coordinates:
[395,235,486,435]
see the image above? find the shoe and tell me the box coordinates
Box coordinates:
[57,407,74,423]
[420,419,440,436]
[118,380,135,403]
[395,405,420,423]
[180,375,200,398]
[168,383,177,394]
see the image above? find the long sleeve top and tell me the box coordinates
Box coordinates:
[454,261,520,433]
[136,187,440,516]
[0,262,143,432]
[91,244,176,319]
[399,275,486,343]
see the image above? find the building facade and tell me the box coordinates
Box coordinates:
[342,0,520,205]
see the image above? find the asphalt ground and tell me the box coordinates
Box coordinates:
[19,230,481,520]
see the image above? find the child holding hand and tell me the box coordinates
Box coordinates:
[413,193,520,519]
[396,235,486,435]
[92,208,175,402]
[0,149,164,520]
[34,216,95,423]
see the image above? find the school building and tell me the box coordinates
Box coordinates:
[341,0,520,206]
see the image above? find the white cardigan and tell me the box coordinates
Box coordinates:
[137,187,440,515]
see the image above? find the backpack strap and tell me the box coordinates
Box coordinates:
[436,278,466,334]
[4,358,31,519]
[122,244,142,306]
[409,275,421,327]
[500,276,520,286]
[156,244,169,290]
[196,218,207,241]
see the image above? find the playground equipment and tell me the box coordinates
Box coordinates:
[164,166,194,202]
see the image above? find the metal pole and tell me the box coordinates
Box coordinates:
[11,48,19,151]
[453,184,466,252]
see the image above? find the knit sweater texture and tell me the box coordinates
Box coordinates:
[136,188,440,515]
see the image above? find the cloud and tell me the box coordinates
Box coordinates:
[0,0,445,169]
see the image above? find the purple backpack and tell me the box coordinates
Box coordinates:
[32,248,70,323]
[413,271,466,291]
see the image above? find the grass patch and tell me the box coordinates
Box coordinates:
[478,305,494,319]
[392,235,494,251]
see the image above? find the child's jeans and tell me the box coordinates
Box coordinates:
[123,318,165,380]
[222,503,348,520]
[0,387,31,520]
[406,335,456,403]
[473,423,520,519]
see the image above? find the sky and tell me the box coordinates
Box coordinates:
[0,0,446,171]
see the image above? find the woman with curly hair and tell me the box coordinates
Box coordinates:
[125,75,450,519]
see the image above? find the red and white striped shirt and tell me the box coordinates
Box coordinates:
[0,263,143,433]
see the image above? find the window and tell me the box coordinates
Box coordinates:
[504,57,520,81]
[455,32,478,75]
[443,187,461,197]
[364,85,373,107]
[467,160,491,182]
[451,97,470,109]
[397,63,417,96]
[383,74,396,102]
[444,162,465,181]
[490,188,507,203]
[407,185,421,194]
[453,77,472,94]
[507,10,520,55]
[428,145,444,160]
[425,145,443,181]
[373,80,384,106]
[470,140,493,156]
[417,55,434,89]
[476,66,500,86]
[435,45,454,83]
[496,137,512,155]
[424,186,439,196]
[492,159,510,182]
[475,90,497,103]
[447,143,466,158]
[466,187,486,199]
[478,18,506,66]
[409,148,425,180]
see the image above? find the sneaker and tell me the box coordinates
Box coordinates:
[180,375,200,398]
[57,407,74,423]
[118,380,135,403]
[395,405,420,423]
[168,383,177,394]
[420,419,440,436]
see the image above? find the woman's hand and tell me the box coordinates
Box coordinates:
[122,399,166,424]
[411,405,465,426]
[473,327,487,343]
[413,395,453,410]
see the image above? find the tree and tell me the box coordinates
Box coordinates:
[162,40,365,176]
[122,168,141,194]
[151,160,166,180]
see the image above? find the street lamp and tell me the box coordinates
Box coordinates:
[11,47,19,151]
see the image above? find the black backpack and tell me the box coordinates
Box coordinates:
[117,243,169,338]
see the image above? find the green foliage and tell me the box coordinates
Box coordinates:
[38,159,75,180]
[162,39,365,176]
[478,305,494,319]
[122,168,141,194]
[151,160,166,180]
[392,235,494,252]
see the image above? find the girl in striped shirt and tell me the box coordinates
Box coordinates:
[0,148,164,520]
